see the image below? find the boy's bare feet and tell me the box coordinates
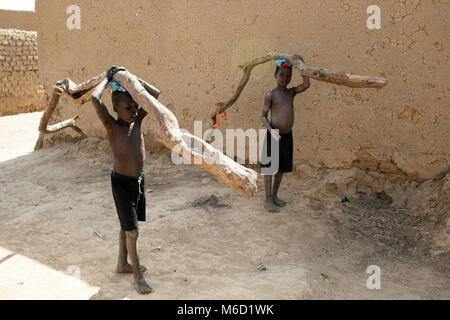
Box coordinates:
[116,263,147,273]
[273,195,287,207]
[124,229,151,294]
[135,274,152,294]
[265,199,280,213]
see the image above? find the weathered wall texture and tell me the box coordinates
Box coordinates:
[0,9,38,31]
[0,29,44,116]
[36,0,449,182]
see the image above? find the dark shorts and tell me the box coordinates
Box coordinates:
[111,170,146,231]
[260,129,293,175]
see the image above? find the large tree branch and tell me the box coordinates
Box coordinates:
[209,52,388,127]
[113,70,258,199]
[35,70,258,199]
[34,74,106,150]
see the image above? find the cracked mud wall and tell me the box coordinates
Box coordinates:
[35,0,449,182]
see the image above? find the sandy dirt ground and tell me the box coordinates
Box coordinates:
[0,112,43,163]
[0,113,448,300]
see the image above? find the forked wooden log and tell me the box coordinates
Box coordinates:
[34,74,107,150]
[209,52,388,129]
[35,70,258,199]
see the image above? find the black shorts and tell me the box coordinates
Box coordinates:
[111,170,146,231]
[260,129,293,175]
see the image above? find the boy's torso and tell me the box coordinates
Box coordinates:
[109,120,145,177]
[269,87,296,135]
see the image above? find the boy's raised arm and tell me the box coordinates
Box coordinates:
[261,92,281,141]
[294,76,310,94]
[137,78,161,100]
[135,79,162,123]
[90,77,115,132]
[293,55,310,94]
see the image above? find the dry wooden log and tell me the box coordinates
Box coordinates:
[209,52,388,128]
[35,72,172,150]
[34,75,106,150]
[35,70,258,199]
[113,70,258,199]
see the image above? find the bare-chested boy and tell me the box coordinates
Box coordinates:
[91,66,160,294]
[260,57,310,213]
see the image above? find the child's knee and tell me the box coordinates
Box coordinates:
[125,229,139,239]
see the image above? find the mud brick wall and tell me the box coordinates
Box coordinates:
[0,28,44,116]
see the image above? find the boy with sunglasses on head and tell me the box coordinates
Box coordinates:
[91,66,160,294]
[260,56,311,213]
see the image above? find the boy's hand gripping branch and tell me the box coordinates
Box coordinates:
[107,66,127,83]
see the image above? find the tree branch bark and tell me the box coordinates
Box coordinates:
[209,52,388,127]
[34,75,105,150]
[35,70,258,199]
[113,70,258,199]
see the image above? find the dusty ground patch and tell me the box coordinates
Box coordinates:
[0,114,448,299]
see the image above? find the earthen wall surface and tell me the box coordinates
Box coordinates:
[0,9,38,31]
[0,28,44,116]
[36,0,449,181]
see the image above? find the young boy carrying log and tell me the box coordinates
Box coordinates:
[91,66,160,294]
[260,56,310,213]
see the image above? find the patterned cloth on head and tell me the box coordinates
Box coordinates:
[276,59,292,68]
[108,81,127,93]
